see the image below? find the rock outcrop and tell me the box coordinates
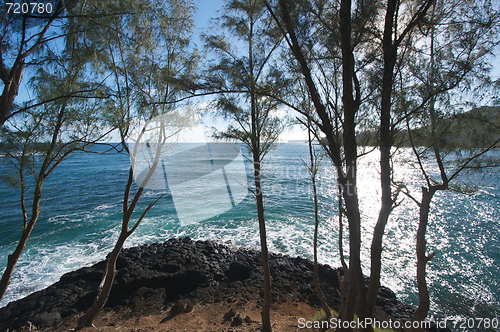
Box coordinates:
[0,237,417,331]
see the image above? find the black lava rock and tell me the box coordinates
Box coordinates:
[0,237,419,331]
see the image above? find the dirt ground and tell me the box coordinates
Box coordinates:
[34,298,399,332]
[37,299,322,332]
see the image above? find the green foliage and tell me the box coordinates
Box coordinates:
[1,0,199,217]
[65,0,197,143]
[0,31,106,204]
[307,308,395,332]
[206,0,286,160]
[408,106,500,150]
[308,307,338,322]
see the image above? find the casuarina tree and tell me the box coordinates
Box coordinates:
[73,0,197,328]
[0,25,108,301]
[204,1,286,329]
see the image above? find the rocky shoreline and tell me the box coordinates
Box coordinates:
[0,238,440,331]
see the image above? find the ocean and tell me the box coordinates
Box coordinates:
[0,142,499,326]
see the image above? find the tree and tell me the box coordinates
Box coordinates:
[76,110,195,329]
[364,0,435,319]
[72,0,197,327]
[303,115,331,320]
[267,0,438,326]
[270,0,369,323]
[204,1,285,330]
[273,14,350,318]
[290,75,334,320]
[396,0,500,328]
[0,30,108,301]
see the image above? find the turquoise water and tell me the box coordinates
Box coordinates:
[0,143,499,324]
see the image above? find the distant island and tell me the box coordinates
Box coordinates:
[357,106,500,149]
[287,139,321,144]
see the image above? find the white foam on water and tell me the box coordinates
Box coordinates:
[94,203,117,211]
[0,234,117,308]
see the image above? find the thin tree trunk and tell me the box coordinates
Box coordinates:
[276,0,362,326]
[337,185,349,319]
[341,191,363,325]
[0,63,24,128]
[365,0,399,319]
[76,232,128,329]
[75,166,159,329]
[77,118,164,329]
[247,7,272,328]
[413,6,438,326]
[254,160,272,332]
[0,100,67,300]
[0,182,42,301]
[413,187,436,331]
[339,0,365,324]
[308,123,330,320]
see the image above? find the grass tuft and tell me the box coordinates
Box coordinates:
[307,308,394,332]
[308,307,338,322]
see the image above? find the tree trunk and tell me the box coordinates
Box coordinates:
[0,174,43,301]
[276,0,362,326]
[365,0,398,317]
[0,99,67,300]
[0,232,32,301]
[339,0,365,325]
[76,232,128,329]
[254,160,272,332]
[308,124,330,320]
[0,186,41,300]
[337,185,349,319]
[341,189,364,324]
[0,63,24,128]
[413,187,436,331]
[76,136,162,329]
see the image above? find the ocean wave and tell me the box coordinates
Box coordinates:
[94,203,117,210]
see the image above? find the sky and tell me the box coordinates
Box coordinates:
[193,0,224,40]
[9,0,307,143]
[186,0,500,143]
[9,0,500,143]
[99,0,308,143]
[173,0,308,143]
